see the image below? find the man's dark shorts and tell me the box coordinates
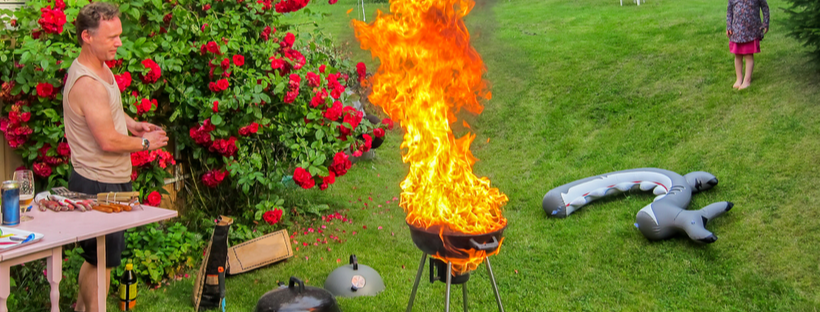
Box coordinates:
[68,170,132,268]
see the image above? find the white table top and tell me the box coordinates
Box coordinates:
[0,205,178,262]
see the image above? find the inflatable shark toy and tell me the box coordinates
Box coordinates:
[542,168,733,243]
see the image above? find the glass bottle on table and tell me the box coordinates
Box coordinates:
[13,169,34,221]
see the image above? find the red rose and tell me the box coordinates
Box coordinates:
[330,84,344,99]
[329,152,351,177]
[284,49,306,70]
[288,74,301,90]
[270,57,286,71]
[323,100,342,121]
[329,0,337,4]
[212,101,219,113]
[220,58,230,70]
[261,26,272,41]
[216,79,229,91]
[339,107,363,137]
[44,156,63,166]
[263,208,283,225]
[55,0,66,10]
[131,170,139,181]
[146,191,162,206]
[209,137,238,157]
[201,24,208,32]
[293,167,314,189]
[356,62,367,81]
[360,134,372,152]
[163,13,173,23]
[20,112,31,122]
[141,59,161,84]
[382,118,394,130]
[202,169,228,187]
[319,64,326,73]
[233,55,244,67]
[374,128,385,138]
[274,0,309,13]
[152,149,176,169]
[36,83,53,97]
[323,171,336,186]
[203,4,211,10]
[283,91,298,104]
[33,162,51,177]
[238,123,258,136]
[38,6,66,34]
[57,142,70,157]
[310,89,328,108]
[281,32,296,49]
[206,41,221,54]
[114,72,132,92]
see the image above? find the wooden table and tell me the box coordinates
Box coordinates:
[0,205,177,312]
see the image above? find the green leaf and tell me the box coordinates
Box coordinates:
[40,60,49,71]
[120,3,131,13]
[169,110,180,122]
[315,129,324,140]
[312,154,326,166]
[211,114,223,125]
[273,82,285,94]
[129,8,141,19]
[151,0,162,9]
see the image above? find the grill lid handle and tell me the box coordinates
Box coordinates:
[288,276,305,293]
[349,254,359,270]
[469,236,499,251]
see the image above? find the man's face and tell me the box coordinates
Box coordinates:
[85,17,122,61]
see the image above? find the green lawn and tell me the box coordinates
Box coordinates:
[107,0,819,310]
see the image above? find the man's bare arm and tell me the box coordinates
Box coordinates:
[68,77,166,152]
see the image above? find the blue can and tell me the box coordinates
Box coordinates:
[2,180,20,226]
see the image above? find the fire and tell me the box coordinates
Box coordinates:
[353,0,508,274]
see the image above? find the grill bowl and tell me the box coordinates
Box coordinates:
[407,222,505,259]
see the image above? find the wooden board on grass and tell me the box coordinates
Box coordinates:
[227,229,292,275]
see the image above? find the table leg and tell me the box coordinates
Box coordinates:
[0,262,9,312]
[46,247,62,312]
[97,235,107,312]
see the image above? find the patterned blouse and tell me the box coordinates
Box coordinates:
[727,0,770,43]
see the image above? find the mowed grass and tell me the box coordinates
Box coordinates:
[106,0,820,310]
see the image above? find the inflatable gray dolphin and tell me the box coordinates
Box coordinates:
[542,168,733,243]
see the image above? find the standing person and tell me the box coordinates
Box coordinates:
[63,3,169,311]
[727,0,769,90]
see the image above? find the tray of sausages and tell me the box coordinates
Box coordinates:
[35,192,141,213]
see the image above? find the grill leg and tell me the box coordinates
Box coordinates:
[406,253,428,312]
[462,282,468,312]
[485,258,504,312]
[445,261,452,312]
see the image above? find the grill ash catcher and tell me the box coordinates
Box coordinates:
[406,223,505,312]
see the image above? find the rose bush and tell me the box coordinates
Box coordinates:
[0,0,392,225]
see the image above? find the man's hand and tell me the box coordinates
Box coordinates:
[763,27,768,34]
[143,129,169,151]
[726,30,733,37]
[128,121,162,137]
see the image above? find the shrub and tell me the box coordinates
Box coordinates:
[782,0,820,66]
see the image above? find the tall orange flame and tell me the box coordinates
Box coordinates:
[353,0,508,274]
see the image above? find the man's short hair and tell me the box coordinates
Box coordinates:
[75,2,120,46]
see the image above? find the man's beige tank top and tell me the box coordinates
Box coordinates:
[62,59,131,183]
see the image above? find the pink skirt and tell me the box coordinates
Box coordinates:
[730,39,760,55]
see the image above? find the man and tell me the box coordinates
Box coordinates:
[63,3,168,311]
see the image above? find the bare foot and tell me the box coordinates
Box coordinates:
[733,80,742,89]
[738,82,751,90]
